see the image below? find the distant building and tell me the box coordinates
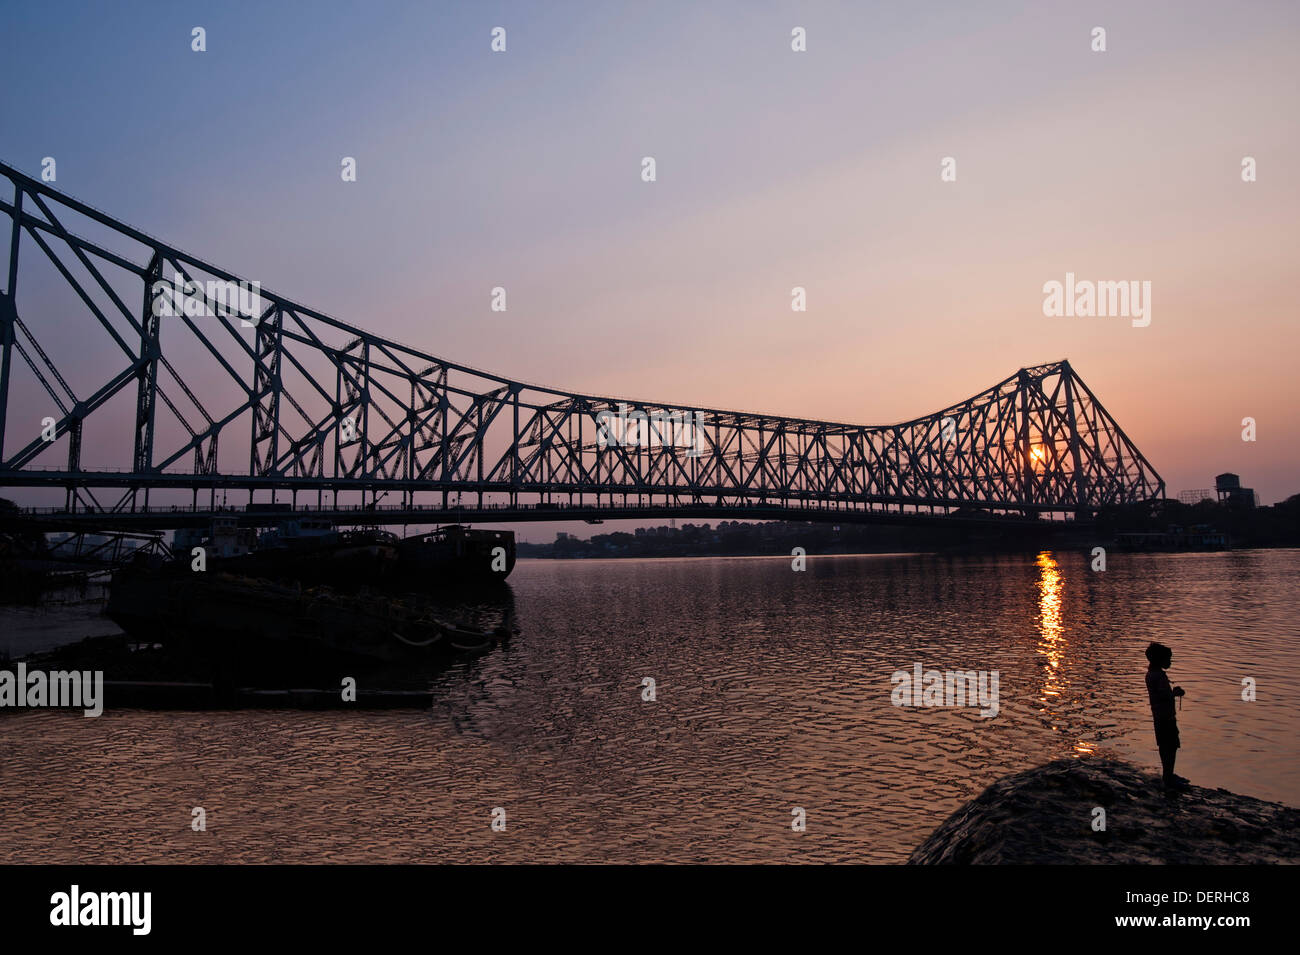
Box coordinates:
[1215,473,1258,509]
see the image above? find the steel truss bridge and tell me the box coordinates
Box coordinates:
[0,161,1164,532]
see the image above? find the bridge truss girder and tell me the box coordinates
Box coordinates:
[0,161,1164,521]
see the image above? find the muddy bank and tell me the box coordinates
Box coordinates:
[0,579,120,658]
[909,758,1300,864]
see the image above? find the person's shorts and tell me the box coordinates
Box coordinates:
[1154,718,1180,751]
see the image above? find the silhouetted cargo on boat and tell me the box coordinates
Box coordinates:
[175,518,400,589]
[217,529,401,588]
[395,525,516,587]
[106,566,512,663]
[169,519,515,590]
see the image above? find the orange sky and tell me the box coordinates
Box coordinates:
[3,1,1297,520]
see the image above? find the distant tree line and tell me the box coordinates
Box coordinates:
[518,494,1300,559]
[1096,494,1300,548]
[519,519,1038,559]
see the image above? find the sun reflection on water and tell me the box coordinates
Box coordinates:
[1033,550,1089,755]
[1033,551,1098,756]
[1036,551,1064,693]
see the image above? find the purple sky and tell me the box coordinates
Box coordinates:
[3,1,1298,540]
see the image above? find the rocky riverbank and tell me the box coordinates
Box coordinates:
[909,758,1300,864]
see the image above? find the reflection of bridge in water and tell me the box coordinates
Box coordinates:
[0,161,1164,532]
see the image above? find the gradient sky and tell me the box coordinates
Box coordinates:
[2,0,1298,540]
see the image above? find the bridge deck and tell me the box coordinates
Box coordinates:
[4,501,1085,533]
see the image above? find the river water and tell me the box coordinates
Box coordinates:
[1,549,1297,863]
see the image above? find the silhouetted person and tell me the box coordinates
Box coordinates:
[1145,642,1187,789]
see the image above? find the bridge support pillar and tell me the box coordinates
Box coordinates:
[132,256,164,512]
[0,186,21,464]
[0,293,15,467]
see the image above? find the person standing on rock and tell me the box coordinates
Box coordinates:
[1145,642,1188,789]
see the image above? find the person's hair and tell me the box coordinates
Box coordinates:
[1145,642,1172,666]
